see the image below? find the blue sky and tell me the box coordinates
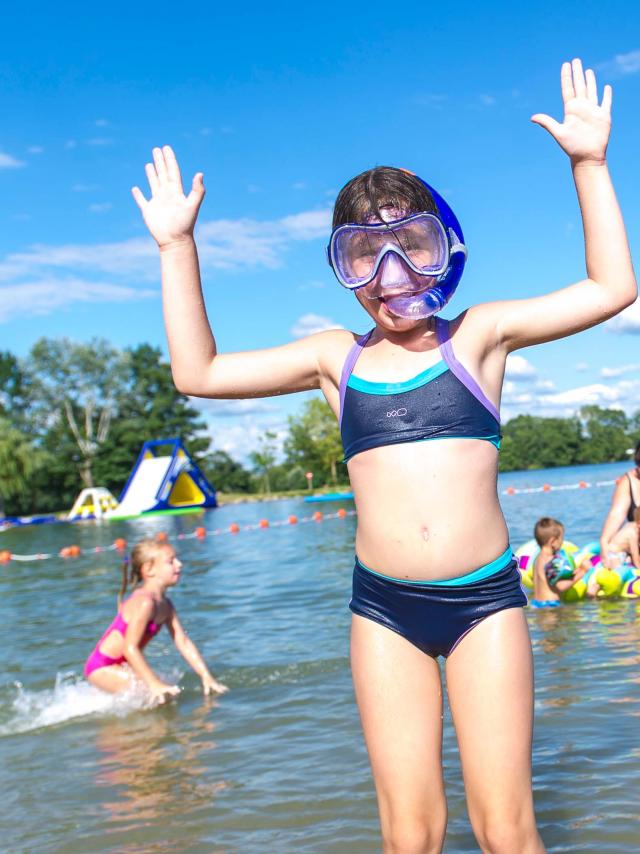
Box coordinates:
[2,2,640,459]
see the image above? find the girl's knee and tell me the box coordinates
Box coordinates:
[380,807,447,854]
[472,810,543,854]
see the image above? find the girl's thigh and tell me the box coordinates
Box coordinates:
[350,614,447,827]
[88,664,135,694]
[445,607,536,824]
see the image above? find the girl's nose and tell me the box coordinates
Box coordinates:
[378,250,414,287]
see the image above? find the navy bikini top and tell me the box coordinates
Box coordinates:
[339,317,501,462]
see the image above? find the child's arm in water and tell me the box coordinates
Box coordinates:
[463,60,636,355]
[166,604,228,695]
[123,597,181,702]
[132,147,341,401]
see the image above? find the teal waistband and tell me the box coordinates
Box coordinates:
[357,545,513,587]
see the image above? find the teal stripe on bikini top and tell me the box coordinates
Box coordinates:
[347,359,448,395]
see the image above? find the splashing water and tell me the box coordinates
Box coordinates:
[0,670,181,736]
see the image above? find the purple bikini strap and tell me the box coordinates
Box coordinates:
[435,317,501,423]
[339,330,374,426]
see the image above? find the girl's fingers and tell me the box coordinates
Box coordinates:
[585,68,598,104]
[163,145,184,192]
[145,162,160,196]
[571,58,586,98]
[601,83,613,113]
[131,186,148,209]
[560,61,575,103]
[530,113,562,137]
[187,172,206,204]
[152,146,169,184]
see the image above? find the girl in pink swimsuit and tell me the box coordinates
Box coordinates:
[85,538,227,703]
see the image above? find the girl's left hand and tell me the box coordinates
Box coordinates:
[531,59,612,164]
[202,674,229,695]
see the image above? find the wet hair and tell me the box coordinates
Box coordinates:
[119,538,163,603]
[332,166,438,228]
[534,517,565,548]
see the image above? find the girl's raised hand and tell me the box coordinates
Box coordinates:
[132,146,205,248]
[531,59,612,164]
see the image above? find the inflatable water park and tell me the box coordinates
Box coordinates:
[1,439,217,530]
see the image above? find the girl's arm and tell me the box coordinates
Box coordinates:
[123,598,180,699]
[132,146,344,399]
[599,478,631,568]
[166,605,228,695]
[627,528,640,571]
[473,59,636,352]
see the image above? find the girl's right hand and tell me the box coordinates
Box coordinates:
[131,146,205,248]
[149,681,181,704]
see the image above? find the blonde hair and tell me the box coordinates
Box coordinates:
[534,517,564,548]
[119,538,164,603]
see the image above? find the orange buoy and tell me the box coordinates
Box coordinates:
[506,487,516,495]
[313,511,323,521]
[156,531,168,543]
[288,515,298,524]
[114,537,127,551]
[69,545,81,557]
[578,481,587,488]
[195,526,206,539]
[259,519,269,528]
[337,508,347,518]
[229,523,240,534]
[542,484,551,492]
[0,550,11,564]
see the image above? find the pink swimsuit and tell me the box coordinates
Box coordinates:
[84,596,161,677]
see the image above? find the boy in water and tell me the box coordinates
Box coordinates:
[531,517,586,608]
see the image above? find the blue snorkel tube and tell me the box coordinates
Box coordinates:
[413,176,467,315]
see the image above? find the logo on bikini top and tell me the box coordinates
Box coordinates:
[386,408,408,417]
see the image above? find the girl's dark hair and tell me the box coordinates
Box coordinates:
[634,440,640,468]
[119,538,162,603]
[332,166,438,228]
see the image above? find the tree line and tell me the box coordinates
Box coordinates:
[1,338,639,515]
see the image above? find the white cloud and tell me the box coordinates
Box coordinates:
[65,140,77,149]
[88,202,113,214]
[290,313,343,338]
[505,354,536,381]
[598,49,640,77]
[87,137,113,146]
[605,299,640,334]
[292,181,307,191]
[575,362,589,372]
[205,419,288,462]
[72,183,99,192]
[27,146,44,154]
[535,379,556,390]
[0,207,332,285]
[0,278,156,323]
[600,364,640,378]
[479,94,496,107]
[193,398,277,418]
[0,152,25,169]
[94,118,110,127]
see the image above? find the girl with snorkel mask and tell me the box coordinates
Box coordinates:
[132,60,635,853]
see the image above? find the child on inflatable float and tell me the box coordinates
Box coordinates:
[132,59,636,853]
[530,518,587,608]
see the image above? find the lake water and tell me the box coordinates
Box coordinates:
[1,461,639,852]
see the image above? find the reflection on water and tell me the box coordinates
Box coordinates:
[1,463,639,851]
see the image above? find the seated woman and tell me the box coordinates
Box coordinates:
[600,442,640,568]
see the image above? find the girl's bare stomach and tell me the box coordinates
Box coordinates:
[348,439,509,581]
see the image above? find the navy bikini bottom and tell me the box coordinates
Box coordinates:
[349,548,527,658]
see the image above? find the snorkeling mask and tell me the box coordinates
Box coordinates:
[327,176,466,319]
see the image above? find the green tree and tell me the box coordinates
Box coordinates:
[249,431,278,494]
[579,405,630,464]
[500,415,584,472]
[284,398,346,486]
[0,420,40,517]
[26,338,127,488]
[202,450,253,493]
